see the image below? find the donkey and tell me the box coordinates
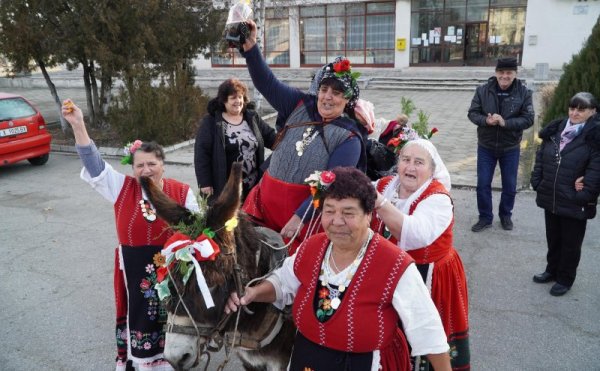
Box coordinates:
[140,163,295,370]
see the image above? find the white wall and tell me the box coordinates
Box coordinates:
[289,7,301,68]
[395,0,412,68]
[522,0,599,69]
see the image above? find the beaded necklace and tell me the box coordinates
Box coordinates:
[295,127,319,156]
[320,229,373,310]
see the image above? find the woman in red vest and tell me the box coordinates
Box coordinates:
[62,100,199,371]
[372,139,470,370]
[226,167,451,370]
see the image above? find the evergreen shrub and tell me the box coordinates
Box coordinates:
[108,67,207,146]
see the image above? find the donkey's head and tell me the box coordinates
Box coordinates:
[141,163,263,369]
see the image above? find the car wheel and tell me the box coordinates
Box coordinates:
[28,153,49,166]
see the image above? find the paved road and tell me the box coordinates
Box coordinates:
[2,65,543,189]
[1,154,599,370]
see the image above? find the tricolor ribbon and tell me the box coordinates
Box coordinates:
[161,232,221,309]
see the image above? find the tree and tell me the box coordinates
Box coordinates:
[0,0,222,131]
[543,16,600,124]
[0,0,70,130]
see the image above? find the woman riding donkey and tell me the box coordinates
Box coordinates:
[240,20,368,254]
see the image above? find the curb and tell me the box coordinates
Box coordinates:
[50,111,278,159]
[51,139,194,155]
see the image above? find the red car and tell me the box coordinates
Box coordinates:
[0,92,52,166]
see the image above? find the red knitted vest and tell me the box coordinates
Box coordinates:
[114,176,189,246]
[292,232,413,353]
[372,177,454,264]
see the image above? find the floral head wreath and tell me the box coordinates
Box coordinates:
[304,170,336,208]
[319,57,361,109]
[121,139,143,165]
[151,196,239,308]
[387,126,438,153]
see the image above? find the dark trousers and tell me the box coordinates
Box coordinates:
[544,210,587,287]
[476,145,520,222]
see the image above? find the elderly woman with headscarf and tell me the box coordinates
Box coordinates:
[240,20,367,253]
[371,139,470,371]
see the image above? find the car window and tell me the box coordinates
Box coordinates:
[0,98,37,121]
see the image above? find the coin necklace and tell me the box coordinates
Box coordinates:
[295,127,319,156]
[139,199,157,222]
[320,229,373,310]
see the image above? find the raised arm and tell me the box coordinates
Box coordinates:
[241,20,303,119]
[62,99,91,146]
[62,100,105,178]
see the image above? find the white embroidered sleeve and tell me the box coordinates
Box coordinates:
[80,162,126,204]
[266,254,300,310]
[393,264,450,356]
[399,194,453,250]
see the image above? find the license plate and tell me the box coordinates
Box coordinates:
[0,126,27,137]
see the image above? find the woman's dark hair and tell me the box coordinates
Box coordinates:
[132,141,165,163]
[216,78,249,112]
[320,167,376,213]
[319,77,346,94]
[569,92,599,110]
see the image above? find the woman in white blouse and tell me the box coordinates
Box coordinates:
[372,139,470,370]
[62,100,199,371]
[226,166,450,371]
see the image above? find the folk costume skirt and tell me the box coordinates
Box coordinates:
[114,245,171,370]
[414,247,470,370]
[242,171,321,254]
[289,329,411,371]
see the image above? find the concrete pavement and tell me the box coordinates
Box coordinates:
[2,70,600,369]
[1,66,547,190]
[0,153,598,370]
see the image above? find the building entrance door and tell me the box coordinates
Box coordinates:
[464,22,487,66]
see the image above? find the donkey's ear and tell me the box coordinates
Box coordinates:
[210,162,243,227]
[140,176,194,225]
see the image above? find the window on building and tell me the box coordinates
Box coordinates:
[410,0,527,66]
[487,6,526,61]
[212,8,289,67]
[300,2,395,67]
[265,8,290,66]
[466,0,489,22]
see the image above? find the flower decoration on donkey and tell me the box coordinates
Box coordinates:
[153,195,239,309]
[304,170,336,209]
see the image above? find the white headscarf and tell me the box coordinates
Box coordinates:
[403,139,451,191]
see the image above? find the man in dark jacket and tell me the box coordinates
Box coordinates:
[468,57,535,232]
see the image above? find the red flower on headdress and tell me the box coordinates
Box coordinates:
[333,59,351,73]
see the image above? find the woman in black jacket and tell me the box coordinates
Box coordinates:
[194,78,276,202]
[530,92,600,296]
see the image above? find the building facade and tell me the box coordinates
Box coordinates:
[201,0,600,69]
